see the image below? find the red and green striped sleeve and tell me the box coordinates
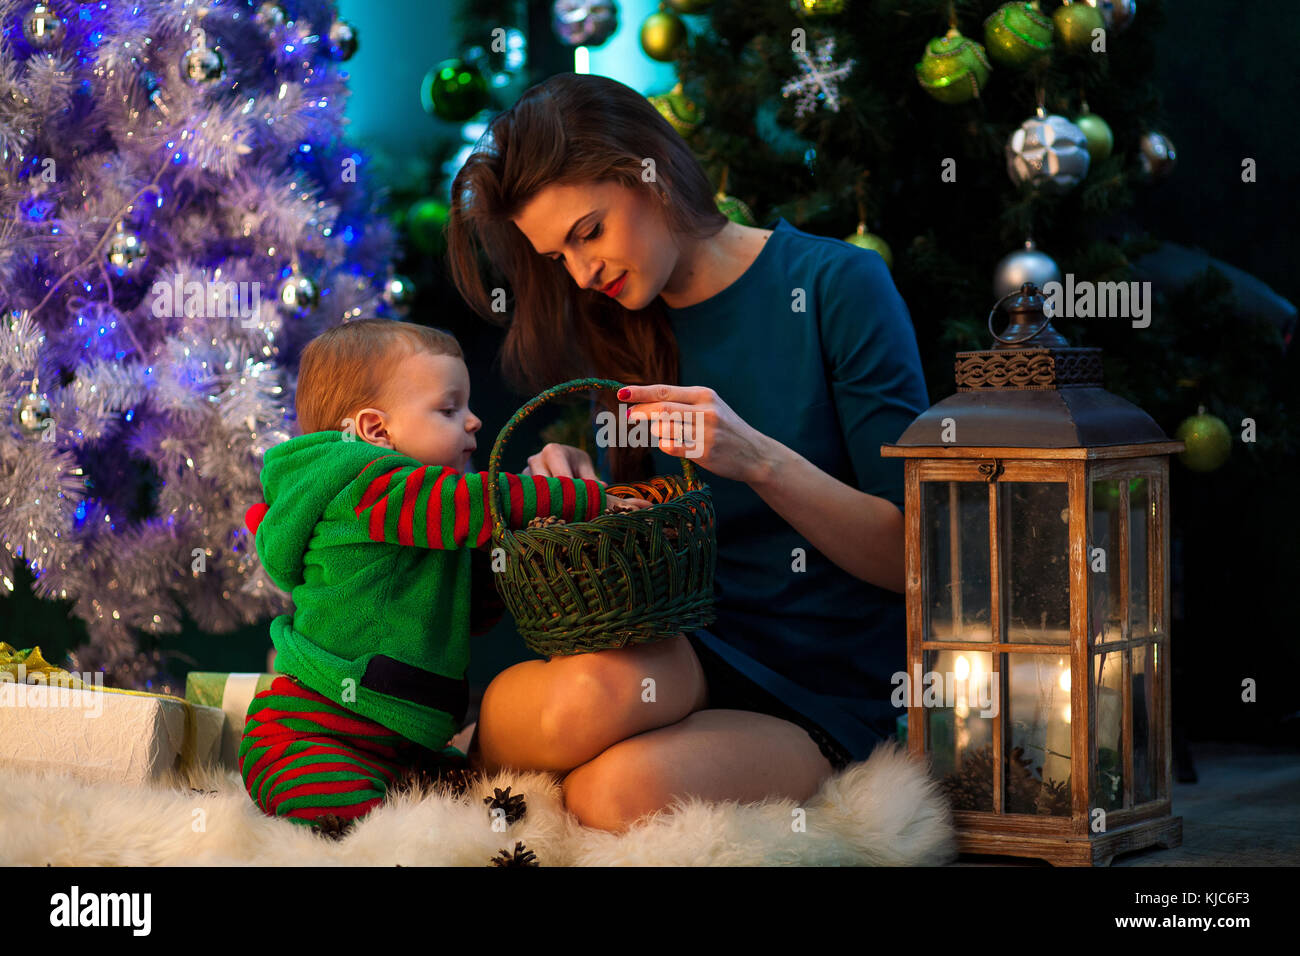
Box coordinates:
[351,457,605,548]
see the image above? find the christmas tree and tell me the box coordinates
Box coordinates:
[432,0,1295,739]
[0,0,396,691]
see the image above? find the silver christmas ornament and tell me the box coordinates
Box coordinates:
[15,391,53,436]
[551,0,619,48]
[182,41,226,84]
[22,2,66,50]
[277,272,320,317]
[106,228,149,276]
[1006,108,1091,193]
[328,20,359,60]
[382,274,415,316]
[1084,0,1136,33]
[993,240,1062,301]
[1138,130,1177,180]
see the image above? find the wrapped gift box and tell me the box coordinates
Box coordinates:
[0,679,224,786]
[185,672,278,771]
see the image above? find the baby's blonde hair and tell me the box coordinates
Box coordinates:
[294,319,463,435]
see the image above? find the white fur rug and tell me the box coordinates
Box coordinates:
[0,742,956,866]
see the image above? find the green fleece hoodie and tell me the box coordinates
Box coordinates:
[245,430,605,749]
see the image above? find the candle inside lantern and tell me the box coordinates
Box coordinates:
[1043,657,1072,788]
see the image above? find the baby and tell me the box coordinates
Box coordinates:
[239,318,639,836]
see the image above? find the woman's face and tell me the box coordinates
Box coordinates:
[510,180,677,309]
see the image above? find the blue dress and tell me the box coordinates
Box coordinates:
[600,217,930,762]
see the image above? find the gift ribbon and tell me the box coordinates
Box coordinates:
[0,643,205,778]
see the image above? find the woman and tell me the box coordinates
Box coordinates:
[447,72,929,833]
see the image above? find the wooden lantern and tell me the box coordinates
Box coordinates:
[881,283,1184,866]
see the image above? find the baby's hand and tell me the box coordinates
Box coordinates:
[604,496,654,513]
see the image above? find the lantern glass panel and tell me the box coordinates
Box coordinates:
[1005,653,1072,816]
[1133,642,1157,803]
[927,649,995,812]
[1094,649,1125,811]
[923,481,992,642]
[1129,477,1151,637]
[999,482,1070,643]
[1090,479,1124,644]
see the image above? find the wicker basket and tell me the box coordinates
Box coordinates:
[488,378,717,657]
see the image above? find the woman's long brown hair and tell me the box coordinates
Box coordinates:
[446,72,729,482]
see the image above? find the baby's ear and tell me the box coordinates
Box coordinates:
[352,408,391,447]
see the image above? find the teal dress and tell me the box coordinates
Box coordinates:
[599,217,930,762]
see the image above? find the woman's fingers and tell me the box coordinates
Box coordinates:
[618,384,713,405]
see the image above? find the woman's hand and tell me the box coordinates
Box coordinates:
[618,384,776,484]
[519,442,604,484]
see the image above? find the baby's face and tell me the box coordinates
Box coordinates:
[366,350,482,471]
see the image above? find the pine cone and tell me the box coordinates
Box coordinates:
[526,514,567,530]
[484,785,527,824]
[311,813,356,841]
[490,841,539,867]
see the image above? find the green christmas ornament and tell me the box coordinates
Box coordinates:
[715,192,756,226]
[421,59,490,123]
[1052,0,1105,54]
[1174,405,1231,472]
[640,10,686,62]
[407,197,450,255]
[845,223,893,270]
[1075,109,1114,162]
[983,1,1053,68]
[915,27,992,105]
[790,0,847,14]
[648,82,702,136]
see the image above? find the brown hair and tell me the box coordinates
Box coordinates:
[294,318,463,435]
[446,72,729,481]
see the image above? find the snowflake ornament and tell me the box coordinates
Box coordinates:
[781,36,856,119]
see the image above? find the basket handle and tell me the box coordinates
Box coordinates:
[487,377,698,540]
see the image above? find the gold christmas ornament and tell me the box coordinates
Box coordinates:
[1052,0,1105,54]
[640,9,687,62]
[845,223,893,270]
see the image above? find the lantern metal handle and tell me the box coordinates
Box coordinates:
[987,283,1053,346]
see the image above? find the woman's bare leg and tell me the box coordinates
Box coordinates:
[475,633,708,774]
[560,709,836,833]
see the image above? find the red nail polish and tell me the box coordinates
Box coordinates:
[617,388,630,401]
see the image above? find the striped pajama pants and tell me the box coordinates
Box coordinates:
[238,675,467,827]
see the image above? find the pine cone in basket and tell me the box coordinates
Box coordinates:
[526,514,567,530]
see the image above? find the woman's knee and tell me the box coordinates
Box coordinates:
[561,745,670,833]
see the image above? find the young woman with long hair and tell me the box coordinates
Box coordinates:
[447,72,929,832]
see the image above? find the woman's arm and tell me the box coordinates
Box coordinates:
[746,430,905,593]
[617,384,907,593]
